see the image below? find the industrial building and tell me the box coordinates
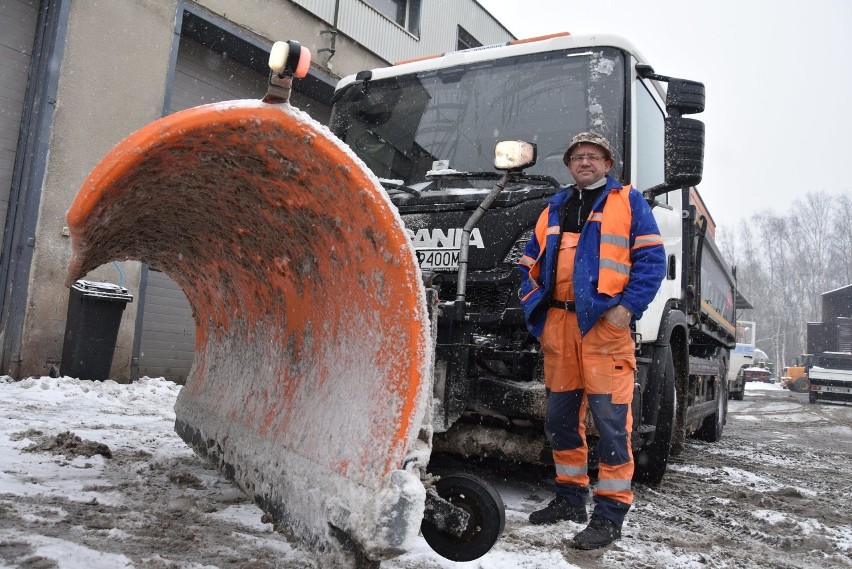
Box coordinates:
[0,0,512,381]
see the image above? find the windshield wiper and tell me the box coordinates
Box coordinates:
[426,170,502,181]
[378,178,421,197]
[425,170,561,190]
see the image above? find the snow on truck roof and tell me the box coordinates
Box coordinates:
[335,32,651,90]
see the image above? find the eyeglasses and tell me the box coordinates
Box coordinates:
[568,154,606,163]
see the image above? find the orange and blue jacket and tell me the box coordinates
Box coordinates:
[518,176,666,336]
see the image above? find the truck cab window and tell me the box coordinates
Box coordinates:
[329,48,626,187]
[636,81,665,194]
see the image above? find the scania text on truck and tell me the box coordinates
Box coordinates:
[329,32,738,484]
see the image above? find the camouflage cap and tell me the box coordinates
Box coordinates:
[562,132,613,166]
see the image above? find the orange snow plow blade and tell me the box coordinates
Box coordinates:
[66,100,432,564]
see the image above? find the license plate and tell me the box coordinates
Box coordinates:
[416,249,460,271]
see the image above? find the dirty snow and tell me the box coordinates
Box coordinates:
[1,377,850,568]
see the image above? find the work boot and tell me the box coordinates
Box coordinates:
[528,495,587,525]
[571,514,622,549]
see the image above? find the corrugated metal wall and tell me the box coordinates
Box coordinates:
[137,269,195,382]
[291,0,513,64]
[137,34,333,382]
[136,37,268,383]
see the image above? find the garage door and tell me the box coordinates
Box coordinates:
[0,0,39,237]
[136,36,266,382]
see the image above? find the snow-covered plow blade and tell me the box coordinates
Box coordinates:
[65,100,432,564]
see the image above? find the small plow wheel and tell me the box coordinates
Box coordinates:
[421,473,505,561]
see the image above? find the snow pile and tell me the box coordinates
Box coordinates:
[1,377,182,500]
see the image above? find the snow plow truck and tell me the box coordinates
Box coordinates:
[65,34,737,567]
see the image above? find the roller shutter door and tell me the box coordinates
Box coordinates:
[136,37,266,382]
[0,0,39,237]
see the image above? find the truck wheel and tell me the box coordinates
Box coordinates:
[793,377,810,393]
[695,377,726,442]
[731,387,744,401]
[809,391,817,404]
[731,376,745,401]
[634,346,676,485]
[421,473,505,561]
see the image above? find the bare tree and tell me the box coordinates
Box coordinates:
[754,214,791,373]
[786,192,835,318]
[833,192,852,285]
[726,190,850,372]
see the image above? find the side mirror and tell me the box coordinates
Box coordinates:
[666,79,705,115]
[645,117,704,199]
[494,140,537,171]
[665,117,704,187]
[635,65,704,116]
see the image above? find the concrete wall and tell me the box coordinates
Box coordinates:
[19,0,178,379]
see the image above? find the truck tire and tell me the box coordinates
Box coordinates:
[793,377,810,393]
[809,391,817,404]
[695,376,726,442]
[634,346,676,485]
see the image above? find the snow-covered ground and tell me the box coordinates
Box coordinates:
[1,376,850,568]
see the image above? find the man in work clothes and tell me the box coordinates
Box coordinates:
[518,132,666,549]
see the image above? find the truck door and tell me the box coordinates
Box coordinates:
[633,76,681,341]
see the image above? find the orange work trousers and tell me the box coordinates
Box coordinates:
[538,232,636,509]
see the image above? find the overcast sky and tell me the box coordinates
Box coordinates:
[477,0,852,232]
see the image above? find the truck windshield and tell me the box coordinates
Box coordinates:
[329,47,625,189]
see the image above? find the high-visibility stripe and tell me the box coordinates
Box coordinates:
[588,212,603,222]
[596,478,632,492]
[555,463,588,477]
[535,207,551,246]
[547,225,561,235]
[632,234,663,249]
[521,283,539,301]
[597,186,633,296]
[600,258,630,275]
[519,255,535,267]
[601,233,630,248]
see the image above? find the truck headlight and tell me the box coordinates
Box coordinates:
[503,229,534,266]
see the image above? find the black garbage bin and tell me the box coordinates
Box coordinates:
[60,279,133,381]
